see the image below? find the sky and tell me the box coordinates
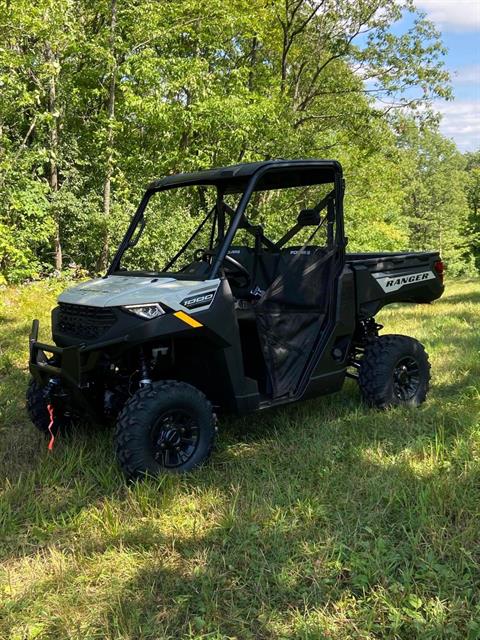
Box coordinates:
[413,0,480,151]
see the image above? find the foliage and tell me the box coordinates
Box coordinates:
[0,279,479,638]
[0,0,476,282]
[397,122,473,274]
[465,151,480,270]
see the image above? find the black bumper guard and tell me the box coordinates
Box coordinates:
[29,318,130,392]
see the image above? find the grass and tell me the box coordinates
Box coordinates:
[0,278,479,640]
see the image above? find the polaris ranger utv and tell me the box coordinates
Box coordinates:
[27,160,444,479]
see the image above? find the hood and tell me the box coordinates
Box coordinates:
[58,275,221,311]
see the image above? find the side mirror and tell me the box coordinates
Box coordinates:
[297,208,320,226]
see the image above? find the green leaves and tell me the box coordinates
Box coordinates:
[397,121,473,274]
[0,0,474,281]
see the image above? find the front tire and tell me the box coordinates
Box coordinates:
[26,379,51,433]
[114,380,216,480]
[358,335,430,409]
[26,378,73,435]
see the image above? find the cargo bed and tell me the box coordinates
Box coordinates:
[346,251,444,318]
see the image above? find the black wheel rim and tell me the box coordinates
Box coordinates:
[392,356,420,401]
[151,409,199,468]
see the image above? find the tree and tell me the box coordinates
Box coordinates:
[397,120,472,274]
[98,0,118,271]
[465,151,480,269]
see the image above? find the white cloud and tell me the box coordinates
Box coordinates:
[415,0,480,31]
[453,64,480,83]
[436,100,480,151]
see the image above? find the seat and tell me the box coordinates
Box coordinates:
[226,246,255,275]
[261,246,329,308]
[251,251,281,294]
[226,246,281,299]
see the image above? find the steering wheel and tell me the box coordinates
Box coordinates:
[194,248,251,287]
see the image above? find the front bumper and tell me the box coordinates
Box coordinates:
[29,319,132,422]
[29,319,129,388]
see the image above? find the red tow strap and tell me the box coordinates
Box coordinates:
[46,404,55,451]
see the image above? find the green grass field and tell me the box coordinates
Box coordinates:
[0,279,479,640]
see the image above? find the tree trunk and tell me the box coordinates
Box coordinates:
[236,37,258,163]
[248,36,258,92]
[99,0,117,272]
[46,42,62,271]
[280,27,288,95]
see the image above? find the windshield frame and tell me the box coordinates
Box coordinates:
[107,161,345,279]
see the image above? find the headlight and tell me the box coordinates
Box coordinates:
[121,303,165,320]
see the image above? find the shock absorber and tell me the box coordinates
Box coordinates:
[138,348,152,387]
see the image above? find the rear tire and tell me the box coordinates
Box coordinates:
[114,380,216,480]
[358,335,430,409]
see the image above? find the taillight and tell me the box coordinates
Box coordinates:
[434,260,444,283]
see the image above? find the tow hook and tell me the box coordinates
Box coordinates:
[46,404,56,451]
[43,377,60,451]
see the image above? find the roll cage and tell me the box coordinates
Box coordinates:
[107,159,346,278]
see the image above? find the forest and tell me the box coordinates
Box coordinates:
[0,0,479,283]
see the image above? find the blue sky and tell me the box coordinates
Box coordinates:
[413,0,480,151]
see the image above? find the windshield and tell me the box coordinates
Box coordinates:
[116,185,238,278]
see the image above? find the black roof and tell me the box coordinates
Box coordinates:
[148,159,341,193]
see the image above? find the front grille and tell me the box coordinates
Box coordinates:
[57,303,116,340]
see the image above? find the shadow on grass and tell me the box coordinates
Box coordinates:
[441,289,480,305]
[6,431,478,638]
[2,406,479,636]
[107,468,477,638]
